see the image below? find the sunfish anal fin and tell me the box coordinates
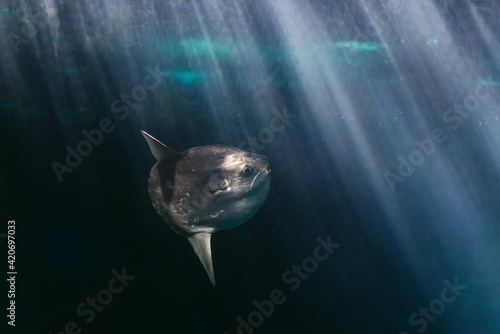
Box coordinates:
[188,233,215,287]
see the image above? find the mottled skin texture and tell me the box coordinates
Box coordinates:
[149,146,270,235]
[142,131,271,286]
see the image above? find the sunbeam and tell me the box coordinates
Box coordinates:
[1,0,499,333]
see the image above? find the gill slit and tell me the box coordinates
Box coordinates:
[249,170,262,188]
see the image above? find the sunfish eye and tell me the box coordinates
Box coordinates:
[241,165,253,176]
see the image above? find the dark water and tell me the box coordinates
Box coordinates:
[2,1,500,333]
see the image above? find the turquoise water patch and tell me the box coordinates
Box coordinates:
[476,80,500,87]
[156,39,251,61]
[318,41,381,52]
[166,69,213,86]
[332,41,380,51]
[426,37,439,45]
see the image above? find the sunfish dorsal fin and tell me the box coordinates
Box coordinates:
[188,233,215,286]
[140,130,183,162]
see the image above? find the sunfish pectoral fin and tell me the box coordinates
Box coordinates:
[188,233,216,287]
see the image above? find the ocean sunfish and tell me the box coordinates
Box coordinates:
[141,130,271,286]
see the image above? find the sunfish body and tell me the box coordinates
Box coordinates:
[141,130,271,286]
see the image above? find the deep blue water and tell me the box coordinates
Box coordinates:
[2,1,500,333]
